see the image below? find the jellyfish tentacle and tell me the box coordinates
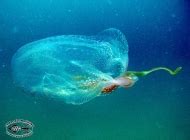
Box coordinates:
[125,67,182,77]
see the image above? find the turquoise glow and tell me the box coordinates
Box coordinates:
[11,28,128,104]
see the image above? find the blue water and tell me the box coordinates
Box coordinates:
[0,0,190,139]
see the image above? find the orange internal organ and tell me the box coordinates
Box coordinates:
[101,84,118,94]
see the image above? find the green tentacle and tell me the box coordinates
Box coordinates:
[124,67,182,77]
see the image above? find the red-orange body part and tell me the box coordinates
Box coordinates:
[101,84,118,94]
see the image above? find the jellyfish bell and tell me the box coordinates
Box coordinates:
[11,28,129,105]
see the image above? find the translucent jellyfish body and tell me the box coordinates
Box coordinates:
[11,28,129,105]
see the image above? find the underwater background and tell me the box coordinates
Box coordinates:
[0,0,190,139]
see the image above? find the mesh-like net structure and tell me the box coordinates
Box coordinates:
[11,28,129,105]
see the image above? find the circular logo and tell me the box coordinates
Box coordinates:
[5,119,34,138]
